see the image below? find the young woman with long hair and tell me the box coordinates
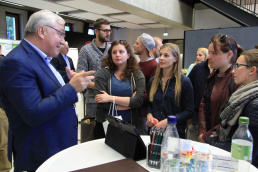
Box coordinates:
[94,40,145,138]
[146,43,194,138]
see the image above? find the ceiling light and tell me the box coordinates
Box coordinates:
[110,24,124,28]
[163,28,168,36]
[0,0,24,6]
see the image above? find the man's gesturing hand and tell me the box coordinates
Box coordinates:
[69,70,95,93]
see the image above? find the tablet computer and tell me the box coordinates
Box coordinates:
[105,115,147,161]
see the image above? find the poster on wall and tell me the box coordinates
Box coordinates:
[0,39,21,56]
[0,39,78,69]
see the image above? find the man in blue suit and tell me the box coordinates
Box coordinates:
[0,10,95,172]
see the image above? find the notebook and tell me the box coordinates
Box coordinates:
[72,158,149,172]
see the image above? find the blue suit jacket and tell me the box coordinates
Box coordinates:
[0,40,78,171]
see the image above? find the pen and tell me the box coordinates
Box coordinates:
[156,131,163,162]
[152,129,160,162]
[149,129,156,161]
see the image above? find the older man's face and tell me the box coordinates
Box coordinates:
[44,23,65,57]
[60,43,69,55]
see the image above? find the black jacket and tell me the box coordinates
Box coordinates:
[51,53,75,77]
[188,60,210,126]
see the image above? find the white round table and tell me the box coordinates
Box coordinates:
[36,136,257,172]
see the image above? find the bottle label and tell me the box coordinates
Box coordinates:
[231,141,252,161]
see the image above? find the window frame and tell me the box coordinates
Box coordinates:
[6,12,20,40]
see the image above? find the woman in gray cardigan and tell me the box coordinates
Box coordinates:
[94,40,146,138]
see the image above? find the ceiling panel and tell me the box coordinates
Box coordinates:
[111,22,148,29]
[57,0,122,14]
[4,0,76,12]
[142,23,171,28]
[110,14,156,24]
[2,0,172,30]
[71,12,121,22]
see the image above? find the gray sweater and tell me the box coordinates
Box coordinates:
[77,39,111,103]
[94,67,145,133]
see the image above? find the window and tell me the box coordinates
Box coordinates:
[65,23,73,32]
[88,28,94,35]
[6,12,20,40]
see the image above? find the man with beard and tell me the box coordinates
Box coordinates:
[77,18,111,117]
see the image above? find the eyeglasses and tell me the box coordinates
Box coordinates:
[219,34,233,51]
[233,63,251,70]
[98,29,112,34]
[44,25,66,39]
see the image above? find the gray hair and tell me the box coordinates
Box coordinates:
[60,41,68,50]
[25,10,65,37]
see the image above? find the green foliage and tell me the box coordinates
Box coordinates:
[6,16,15,40]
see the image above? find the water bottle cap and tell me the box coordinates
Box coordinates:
[239,117,249,125]
[167,115,177,124]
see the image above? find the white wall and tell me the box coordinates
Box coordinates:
[112,8,241,46]
[193,9,240,30]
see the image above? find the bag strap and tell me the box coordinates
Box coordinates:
[108,96,118,116]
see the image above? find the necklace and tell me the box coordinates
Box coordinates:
[162,78,170,98]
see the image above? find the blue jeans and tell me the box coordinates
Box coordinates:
[86,103,97,117]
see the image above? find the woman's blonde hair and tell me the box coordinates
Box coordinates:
[194,47,208,65]
[149,43,182,106]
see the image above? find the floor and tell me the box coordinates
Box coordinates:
[9,93,85,171]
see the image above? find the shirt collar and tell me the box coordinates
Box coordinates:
[61,53,67,59]
[24,38,51,63]
[147,56,154,61]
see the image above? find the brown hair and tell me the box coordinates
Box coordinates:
[101,40,139,80]
[210,34,243,64]
[241,49,258,73]
[93,18,110,30]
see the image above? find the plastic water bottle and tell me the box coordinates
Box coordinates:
[160,116,180,172]
[231,117,253,162]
